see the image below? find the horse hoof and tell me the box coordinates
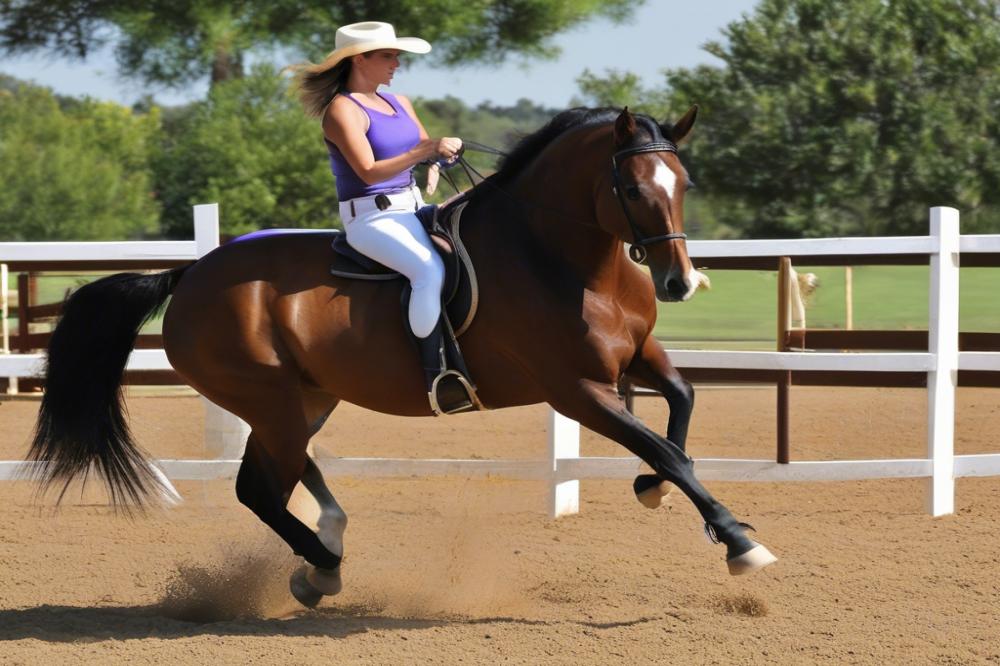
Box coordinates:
[307,565,343,596]
[289,566,324,608]
[727,543,778,576]
[633,474,673,509]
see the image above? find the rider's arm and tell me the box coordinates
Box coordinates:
[395,95,430,142]
[323,96,457,185]
[398,95,464,168]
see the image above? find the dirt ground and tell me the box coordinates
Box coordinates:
[1,385,998,665]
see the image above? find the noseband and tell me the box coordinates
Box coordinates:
[611,141,688,264]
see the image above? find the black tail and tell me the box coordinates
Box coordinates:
[27,266,191,508]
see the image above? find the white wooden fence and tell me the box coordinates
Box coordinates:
[2,206,999,517]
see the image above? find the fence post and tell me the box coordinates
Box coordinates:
[776,257,792,464]
[192,203,251,459]
[845,266,854,330]
[0,264,7,354]
[549,409,580,517]
[194,203,220,258]
[203,396,252,459]
[927,207,959,516]
[0,263,13,395]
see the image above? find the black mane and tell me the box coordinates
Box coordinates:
[491,107,669,186]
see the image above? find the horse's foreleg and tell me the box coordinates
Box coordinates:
[626,336,694,449]
[549,379,776,575]
[624,336,694,508]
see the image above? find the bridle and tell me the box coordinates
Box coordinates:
[611,141,688,264]
[449,138,688,265]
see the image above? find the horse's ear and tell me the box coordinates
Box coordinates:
[614,107,637,147]
[667,105,699,144]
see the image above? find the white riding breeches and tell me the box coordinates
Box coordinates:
[340,189,444,339]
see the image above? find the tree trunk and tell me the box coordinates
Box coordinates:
[210,48,244,84]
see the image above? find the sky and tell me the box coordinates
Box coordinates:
[1,1,758,108]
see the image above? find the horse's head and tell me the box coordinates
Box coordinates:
[597,106,707,302]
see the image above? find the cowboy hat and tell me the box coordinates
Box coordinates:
[314,22,431,72]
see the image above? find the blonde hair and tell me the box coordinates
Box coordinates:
[292,59,353,118]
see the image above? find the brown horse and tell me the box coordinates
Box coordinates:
[28,106,776,607]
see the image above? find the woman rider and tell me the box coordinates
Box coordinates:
[293,21,472,414]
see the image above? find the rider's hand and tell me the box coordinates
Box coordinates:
[418,137,462,163]
[435,137,463,160]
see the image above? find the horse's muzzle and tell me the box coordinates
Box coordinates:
[653,268,710,302]
[660,275,688,302]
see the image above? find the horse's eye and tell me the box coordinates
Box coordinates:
[625,185,641,200]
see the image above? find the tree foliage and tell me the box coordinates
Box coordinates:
[153,65,337,238]
[0,0,641,88]
[578,0,1000,237]
[0,81,160,240]
[574,68,666,113]
[679,0,1000,237]
[0,71,560,240]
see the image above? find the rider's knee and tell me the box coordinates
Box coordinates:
[411,260,444,292]
[410,309,439,338]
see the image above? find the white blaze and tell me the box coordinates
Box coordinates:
[652,160,677,200]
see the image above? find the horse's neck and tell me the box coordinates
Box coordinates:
[504,161,622,285]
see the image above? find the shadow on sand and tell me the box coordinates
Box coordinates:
[0,603,582,642]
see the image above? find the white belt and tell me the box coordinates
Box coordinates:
[339,185,423,223]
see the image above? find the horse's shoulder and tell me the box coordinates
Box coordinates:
[616,260,658,314]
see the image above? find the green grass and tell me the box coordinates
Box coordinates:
[6,266,1000,348]
[656,265,1000,349]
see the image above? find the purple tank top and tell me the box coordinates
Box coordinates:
[325,92,421,201]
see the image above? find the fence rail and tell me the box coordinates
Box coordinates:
[2,206,999,517]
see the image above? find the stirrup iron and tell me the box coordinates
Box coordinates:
[429,369,483,416]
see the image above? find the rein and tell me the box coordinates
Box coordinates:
[446,140,687,264]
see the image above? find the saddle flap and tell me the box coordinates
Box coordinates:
[330,231,401,278]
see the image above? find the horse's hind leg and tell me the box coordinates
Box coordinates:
[285,455,349,605]
[236,435,340,566]
[285,401,349,600]
[231,392,346,605]
[625,335,695,508]
[291,457,347,557]
[549,380,776,575]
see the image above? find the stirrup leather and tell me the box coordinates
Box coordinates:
[428,369,484,416]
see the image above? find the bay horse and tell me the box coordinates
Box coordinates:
[28,106,776,607]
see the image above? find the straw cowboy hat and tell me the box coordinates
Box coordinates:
[315,21,431,72]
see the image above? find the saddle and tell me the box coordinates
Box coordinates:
[329,195,483,415]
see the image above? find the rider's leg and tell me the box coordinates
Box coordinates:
[343,208,471,411]
[343,208,444,337]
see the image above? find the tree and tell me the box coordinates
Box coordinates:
[668,0,1000,237]
[153,64,339,238]
[0,82,160,240]
[0,0,641,88]
[573,68,666,113]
